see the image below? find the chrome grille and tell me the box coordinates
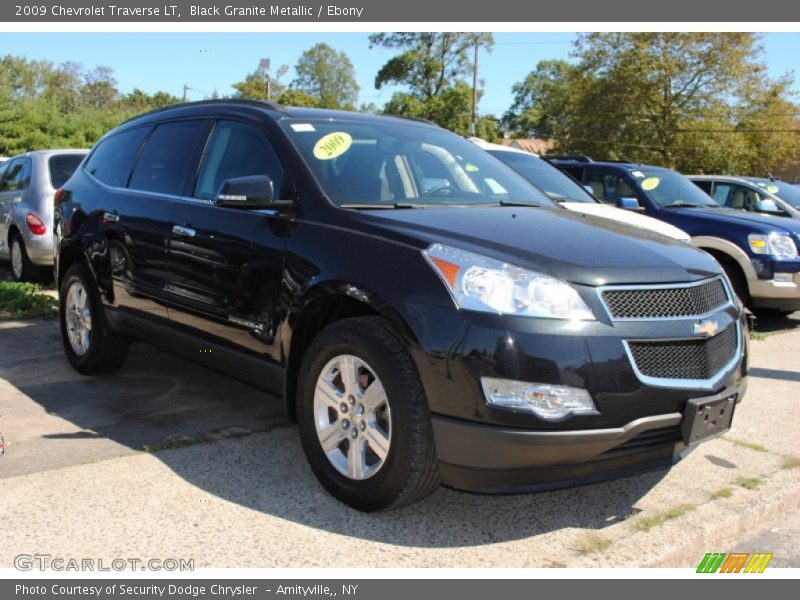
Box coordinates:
[627,324,738,381]
[603,278,729,319]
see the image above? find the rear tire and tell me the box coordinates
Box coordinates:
[59,261,130,374]
[296,316,440,511]
[9,233,41,283]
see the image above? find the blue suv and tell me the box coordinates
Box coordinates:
[550,158,800,314]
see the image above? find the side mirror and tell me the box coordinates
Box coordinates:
[755,199,782,215]
[617,196,644,212]
[215,175,286,209]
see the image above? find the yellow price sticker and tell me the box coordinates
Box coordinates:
[767,184,779,194]
[641,177,660,191]
[313,132,353,160]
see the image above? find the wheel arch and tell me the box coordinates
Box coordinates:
[692,236,756,282]
[282,283,421,422]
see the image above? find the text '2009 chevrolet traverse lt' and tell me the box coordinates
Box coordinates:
[54,101,748,511]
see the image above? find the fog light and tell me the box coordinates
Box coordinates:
[481,377,597,421]
[774,272,794,283]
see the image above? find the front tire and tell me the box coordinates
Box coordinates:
[296,317,439,511]
[59,261,130,374]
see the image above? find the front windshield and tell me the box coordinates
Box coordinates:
[487,150,596,204]
[751,179,800,208]
[631,169,718,207]
[279,119,554,207]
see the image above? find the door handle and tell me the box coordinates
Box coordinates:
[172,225,196,237]
[102,211,120,223]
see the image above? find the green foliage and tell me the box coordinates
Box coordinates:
[0,55,180,155]
[231,69,285,101]
[275,89,320,108]
[291,43,359,110]
[370,33,497,136]
[503,34,800,175]
[0,282,58,320]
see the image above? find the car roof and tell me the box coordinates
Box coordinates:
[119,99,440,130]
[2,149,88,160]
[469,138,534,156]
[687,175,757,184]
[550,159,670,173]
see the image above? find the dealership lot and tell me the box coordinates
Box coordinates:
[1,268,799,567]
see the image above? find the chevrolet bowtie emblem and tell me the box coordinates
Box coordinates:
[693,319,720,338]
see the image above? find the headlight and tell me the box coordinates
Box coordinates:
[748,233,798,259]
[481,378,597,420]
[422,243,595,320]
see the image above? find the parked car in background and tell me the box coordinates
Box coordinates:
[549,158,800,314]
[0,149,87,281]
[55,101,747,510]
[688,175,799,220]
[472,140,689,241]
[744,177,800,214]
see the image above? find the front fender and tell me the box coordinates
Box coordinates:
[692,236,758,281]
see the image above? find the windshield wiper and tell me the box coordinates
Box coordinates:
[341,202,435,210]
[469,200,541,208]
[662,202,705,208]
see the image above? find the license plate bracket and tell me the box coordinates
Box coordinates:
[682,394,736,445]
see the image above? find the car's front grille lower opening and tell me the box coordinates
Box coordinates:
[627,324,738,381]
[603,278,729,319]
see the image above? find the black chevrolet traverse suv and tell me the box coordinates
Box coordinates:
[54,101,748,510]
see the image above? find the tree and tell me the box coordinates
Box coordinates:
[369,33,495,135]
[502,59,575,139]
[231,69,285,101]
[276,88,319,108]
[291,43,359,110]
[503,33,800,174]
[0,55,180,155]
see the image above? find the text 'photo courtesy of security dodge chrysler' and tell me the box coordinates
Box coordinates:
[53,101,749,511]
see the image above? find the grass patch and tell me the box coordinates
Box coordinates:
[0,282,58,320]
[634,504,695,532]
[781,456,800,470]
[723,436,769,453]
[749,330,766,341]
[711,487,733,500]
[735,476,764,491]
[578,532,612,555]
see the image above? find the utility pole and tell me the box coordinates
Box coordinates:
[470,39,479,136]
[182,83,189,103]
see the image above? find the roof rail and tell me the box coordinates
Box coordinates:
[543,154,593,163]
[118,98,287,126]
[388,114,440,127]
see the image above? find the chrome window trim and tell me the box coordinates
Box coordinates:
[597,275,734,322]
[622,322,743,391]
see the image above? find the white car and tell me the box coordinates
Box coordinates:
[472,139,690,242]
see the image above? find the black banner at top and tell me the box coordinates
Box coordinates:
[1,0,799,22]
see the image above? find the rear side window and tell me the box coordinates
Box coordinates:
[49,154,85,189]
[194,120,285,200]
[85,127,150,187]
[129,120,207,196]
[1,158,30,192]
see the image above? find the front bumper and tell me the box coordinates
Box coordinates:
[432,381,746,493]
[750,272,800,310]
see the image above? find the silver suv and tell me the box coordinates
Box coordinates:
[0,149,87,281]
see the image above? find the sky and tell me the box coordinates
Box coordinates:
[1,32,799,118]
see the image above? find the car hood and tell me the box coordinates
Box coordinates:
[357,206,720,286]
[560,202,690,241]
[668,206,800,234]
